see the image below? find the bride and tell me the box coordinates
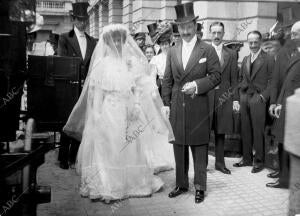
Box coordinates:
[63,24,174,202]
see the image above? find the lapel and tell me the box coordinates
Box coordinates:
[244,54,251,80]
[180,38,205,81]
[174,41,184,73]
[221,46,230,72]
[284,53,300,76]
[68,29,83,60]
[250,51,265,80]
[83,34,93,64]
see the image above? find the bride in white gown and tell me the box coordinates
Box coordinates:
[63,24,174,202]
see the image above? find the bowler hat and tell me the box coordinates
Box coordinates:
[71,2,89,19]
[174,2,198,24]
[147,23,158,39]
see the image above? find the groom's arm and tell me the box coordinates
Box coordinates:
[162,49,174,107]
[195,45,221,94]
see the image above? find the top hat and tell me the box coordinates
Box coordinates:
[134,32,146,40]
[174,2,198,24]
[147,23,158,39]
[172,23,180,36]
[197,23,203,32]
[71,2,89,19]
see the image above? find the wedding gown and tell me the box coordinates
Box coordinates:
[63,24,174,201]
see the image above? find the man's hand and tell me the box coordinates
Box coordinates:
[161,106,170,119]
[181,82,196,95]
[274,104,282,119]
[269,104,277,117]
[233,101,240,112]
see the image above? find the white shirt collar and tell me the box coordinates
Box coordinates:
[250,48,262,62]
[212,42,223,51]
[74,26,85,38]
[182,35,197,47]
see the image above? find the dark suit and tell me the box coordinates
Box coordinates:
[208,46,238,167]
[162,38,221,190]
[269,46,294,186]
[57,29,96,165]
[239,50,274,165]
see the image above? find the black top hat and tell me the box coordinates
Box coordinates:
[71,2,89,19]
[172,23,180,36]
[174,2,199,24]
[134,32,146,40]
[197,23,203,32]
[147,23,158,39]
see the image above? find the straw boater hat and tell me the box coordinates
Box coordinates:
[152,21,172,44]
[70,2,89,20]
[174,2,199,24]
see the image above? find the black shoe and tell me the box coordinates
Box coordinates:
[267,171,279,178]
[266,180,288,189]
[215,165,231,174]
[195,190,205,203]
[251,165,264,173]
[233,160,252,167]
[168,187,188,198]
[59,162,69,169]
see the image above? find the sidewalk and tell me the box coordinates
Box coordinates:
[37,149,289,216]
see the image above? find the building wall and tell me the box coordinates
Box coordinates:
[37,0,75,35]
[88,0,299,61]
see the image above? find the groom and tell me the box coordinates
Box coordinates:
[162,2,221,203]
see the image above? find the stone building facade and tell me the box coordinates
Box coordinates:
[87,0,300,61]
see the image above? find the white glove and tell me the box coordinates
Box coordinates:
[269,104,277,117]
[161,106,170,119]
[274,104,282,119]
[233,101,240,112]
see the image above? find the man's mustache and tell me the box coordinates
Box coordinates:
[214,38,220,41]
[182,34,191,37]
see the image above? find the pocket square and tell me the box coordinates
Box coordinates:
[199,58,207,64]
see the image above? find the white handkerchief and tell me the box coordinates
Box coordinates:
[199,58,207,64]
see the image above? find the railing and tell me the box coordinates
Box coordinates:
[36,1,65,9]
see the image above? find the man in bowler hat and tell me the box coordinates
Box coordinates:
[57,2,97,169]
[161,2,221,203]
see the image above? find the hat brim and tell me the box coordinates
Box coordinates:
[175,16,198,24]
[153,29,172,44]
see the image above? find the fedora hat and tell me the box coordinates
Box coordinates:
[70,2,89,19]
[147,23,158,40]
[174,2,198,24]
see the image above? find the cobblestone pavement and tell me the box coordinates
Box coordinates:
[37,149,289,216]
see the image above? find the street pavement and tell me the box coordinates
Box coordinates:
[37,149,289,216]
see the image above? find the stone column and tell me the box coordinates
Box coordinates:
[123,0,133,30]
[108,0,123,24]
[132,0,161,33]
[160,0,177,22]
[99,0,108,34]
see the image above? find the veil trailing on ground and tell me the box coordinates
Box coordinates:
[63,23,174,150]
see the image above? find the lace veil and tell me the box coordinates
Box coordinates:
[63,24,174,143]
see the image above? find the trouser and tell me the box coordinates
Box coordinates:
[278,143,290,186]
[240,93,266,165]
[58,132,80,164]
[173,144,208,191]
[215,134,226,167]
